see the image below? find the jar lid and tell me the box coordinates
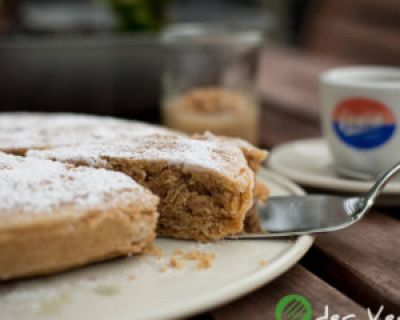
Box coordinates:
[161,22,264,47]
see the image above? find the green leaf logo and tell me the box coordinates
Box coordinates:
[275,294,313,320]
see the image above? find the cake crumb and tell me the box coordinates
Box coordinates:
[195,257,213,270]
[173,248,184,256]
[143,245,163,259]
[183,250,215,270]
[157,248,216,272]
[159,266,168,273]
[259,259,268,267]
[169,257,185,269]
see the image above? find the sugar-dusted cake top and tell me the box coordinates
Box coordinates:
[0,113,266,172]
[0,152,157,227]
[28,133,254,191]
[193,132,268,172]
[0,112,171,152]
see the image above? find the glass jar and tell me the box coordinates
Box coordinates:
[161,23,264,145]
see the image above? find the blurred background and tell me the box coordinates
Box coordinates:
[0,0,399,145]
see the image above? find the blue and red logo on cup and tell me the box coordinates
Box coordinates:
[332,98,396,150]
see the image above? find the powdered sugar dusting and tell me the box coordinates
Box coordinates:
[0,112,171,150]
[0,152,155,218]
[28,134,253,190]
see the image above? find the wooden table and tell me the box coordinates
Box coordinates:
[191,48,400,319]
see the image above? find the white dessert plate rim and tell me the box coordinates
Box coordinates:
[142,170,313,320]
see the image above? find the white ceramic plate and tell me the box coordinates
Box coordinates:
[268,138,400,205]
[0,170,313,320]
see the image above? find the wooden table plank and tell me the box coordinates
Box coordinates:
[209,265,368,320]
[259,102,320,148]
[302,211,400,316]
[256,47,348,147]
[258,47,348,115]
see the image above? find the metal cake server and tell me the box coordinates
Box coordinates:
[227,162,400,239]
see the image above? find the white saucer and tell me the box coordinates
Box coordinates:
[268,138,400,206]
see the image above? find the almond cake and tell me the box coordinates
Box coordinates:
[0,112,268,278]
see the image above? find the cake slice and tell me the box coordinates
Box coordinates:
[0,152,158,280]
[28,134,255,241]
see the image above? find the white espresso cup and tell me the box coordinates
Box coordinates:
[320,66,400,179]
